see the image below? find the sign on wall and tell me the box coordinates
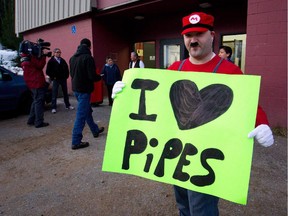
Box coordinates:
[102,68,260,205]
[71,25,76,34]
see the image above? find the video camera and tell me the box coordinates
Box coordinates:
[19,38,52,62]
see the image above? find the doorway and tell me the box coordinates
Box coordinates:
[221,34,247,72]
[159,38,186,69]
[134,41,156,68]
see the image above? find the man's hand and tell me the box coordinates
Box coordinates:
[112,81,125,99]
[45,75,51,84]
[248,124,274,147]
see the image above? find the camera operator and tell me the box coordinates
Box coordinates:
[21,42,50,128]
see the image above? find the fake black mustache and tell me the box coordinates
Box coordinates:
[190,42,199,47]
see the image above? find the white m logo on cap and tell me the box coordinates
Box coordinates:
[189,15,201,24]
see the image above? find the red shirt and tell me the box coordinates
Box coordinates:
[168,56,269,126]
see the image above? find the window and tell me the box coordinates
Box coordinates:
[134,41,156,68]
[163,45,180,69]
[221,34,246,72]
[160,38,186,69]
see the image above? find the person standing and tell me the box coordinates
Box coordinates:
[218,45,233,63]
[112,11,274,216]
[21,53,49,128]
[101,56,122,106]
[46,48,74,114]
[69,38,104,150]
[169,11,273,216]
[129,51,145,68]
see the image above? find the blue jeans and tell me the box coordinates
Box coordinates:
[51,79,70,109]
[72,92,100,145]
[28,87,46,127]
[174,186,219,216]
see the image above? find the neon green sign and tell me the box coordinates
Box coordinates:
[102,68,260,205]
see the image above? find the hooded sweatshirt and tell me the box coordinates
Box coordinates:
[69,45,101,93]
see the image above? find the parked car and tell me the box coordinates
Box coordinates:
[0,66,51,114]
[0,66,32,114]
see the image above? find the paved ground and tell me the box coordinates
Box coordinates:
[0,96,287,216]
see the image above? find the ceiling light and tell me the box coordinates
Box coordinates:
[134,15,144,20]
[199,2,212,8]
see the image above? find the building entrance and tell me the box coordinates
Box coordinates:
[134,41,156,68]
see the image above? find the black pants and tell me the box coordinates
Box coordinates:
[106,84,113,106]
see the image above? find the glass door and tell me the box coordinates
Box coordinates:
[134,41,156,68]
[160,38,186,69]
[221,34,247,72]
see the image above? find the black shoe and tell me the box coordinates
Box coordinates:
[27,122,34,126]
[93,127,104,138]
[35,122,49,128]
[72,142,89,150]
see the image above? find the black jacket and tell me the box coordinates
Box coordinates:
[46,56,69,80]
[69,45,101,93]
[129,59,141,68]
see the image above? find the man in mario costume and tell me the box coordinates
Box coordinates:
[112,11,274,216]
[169,11,274,216]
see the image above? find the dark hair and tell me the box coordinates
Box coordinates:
[80,38,91,47]
[219,45,232,59]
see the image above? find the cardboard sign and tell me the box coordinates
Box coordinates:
[102,68,260,205]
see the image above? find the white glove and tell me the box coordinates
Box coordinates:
[248,124,274,147]
[112,81,125,99]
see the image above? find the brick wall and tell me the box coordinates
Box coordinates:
[246,0,287,127]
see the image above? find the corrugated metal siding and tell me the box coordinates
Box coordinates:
[15,0,96,35]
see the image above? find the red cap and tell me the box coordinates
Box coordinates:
[181,12,214,35]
